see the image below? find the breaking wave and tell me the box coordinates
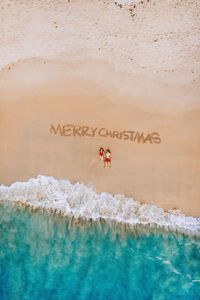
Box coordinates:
[0,175,199,236]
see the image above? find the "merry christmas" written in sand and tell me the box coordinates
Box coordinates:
[50,124,161,144]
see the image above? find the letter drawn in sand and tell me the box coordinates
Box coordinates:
[62,124,73,136]
[151,132,161,144]
[50,124,63,136]
[144,133,153,144]
[91,127,98,137]
[106,130,113,138]
[134,132,145,143]
[121,131,129,140]
[127,131,135,141]
[82,126,91,137]
[121,130,135,141]
[73,125,82,137]
[112,131,120,139]
[98,128,107,137]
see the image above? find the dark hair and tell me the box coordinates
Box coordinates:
[106,149,111,153]
[99,147,104,151]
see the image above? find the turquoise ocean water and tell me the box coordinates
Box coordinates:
[0,203,199,300]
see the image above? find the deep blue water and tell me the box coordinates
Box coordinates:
[0,204,199,300]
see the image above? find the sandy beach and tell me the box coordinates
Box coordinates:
[0,0,200,216]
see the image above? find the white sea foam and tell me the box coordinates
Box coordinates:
[0,175,199,236]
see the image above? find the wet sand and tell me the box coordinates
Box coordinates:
[0,58,200,216]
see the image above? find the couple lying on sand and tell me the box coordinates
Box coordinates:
[98,148,111,168]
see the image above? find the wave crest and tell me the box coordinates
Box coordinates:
[0,175,199,235]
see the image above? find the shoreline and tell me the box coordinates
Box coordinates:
[0,175,199,236]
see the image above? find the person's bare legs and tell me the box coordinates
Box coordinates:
[104,161,107,168]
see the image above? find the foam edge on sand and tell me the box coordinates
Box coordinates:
[0,175,199,236]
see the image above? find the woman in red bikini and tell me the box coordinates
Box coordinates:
[98,147,105,161]
[104,149,111,168]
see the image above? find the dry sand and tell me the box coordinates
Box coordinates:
[0,0,200,216]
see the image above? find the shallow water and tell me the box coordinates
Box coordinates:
[0,204,199,300]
